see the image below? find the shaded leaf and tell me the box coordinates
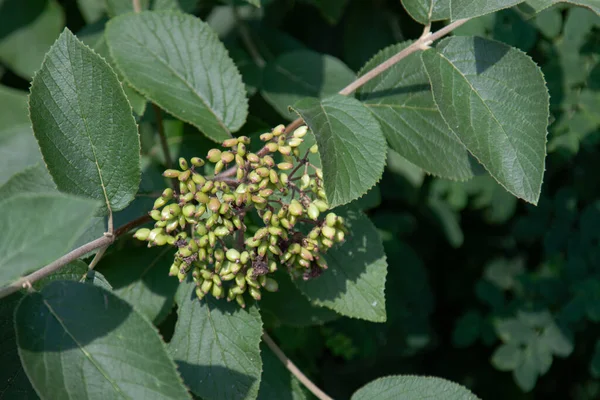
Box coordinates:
[422,37,548,204]
[401,0,450,24]
[15,281,191,399]
[308,0,349,24]
[295,207,387,322]
[97,246,179,325]
[351,375,480,399]
[260,271,339,327]
[0,163,55,199]
[292,95,386,207]
[169,281,263,400]
[513,346,538,392]
[357,42,473,180]
[0,86,43,187]
[451,0,524,20]
[0,0,64,79]
[0,292,38,400]
[0,193,99,288]
[29,29,141,214]
[106,11,248,142]
[491,343,523,371]
[262,50,355,121]
[34,259,112,291]
[257,343,308,400]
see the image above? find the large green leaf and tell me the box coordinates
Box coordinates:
[15,281,191,399]
[106,11,248,142]
[421,37,548,204]
[401,0,450,24]
[451,0,524,20]
[0,0,64,79]
[97,246,178,325]
[357,42,473,181]
[257,343,308,400]
[169,281,263,400]
[292,95,387,207]
[0,193,99,288]
[262,50,355,121]
[33,260,112,291]
[29,29,141,214]
[295,207,388,322]
[0,292,38,399]
[0,86,43,187]
[351,375,480,399]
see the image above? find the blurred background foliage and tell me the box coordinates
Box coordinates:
[1,0,599,398]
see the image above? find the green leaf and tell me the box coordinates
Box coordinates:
[15,281,191,399]
[0,86,43,187]
[540,322,573,357]
[295,207,387,322]
[357,42,473,181]
[495,318,536,345]
[260,271,339,327]
[452,311,482,348]
[428,197,464,248]
[29,29,141,214]
[491,343,523,371]
[308,0,349,24]
[34,260,112,291]
[262,50,355,121]
[169,281,263,400]
[97,246,179,325]
[351,375,480,400]
[292,95,387,207]
[0,163,55,199]
[0,0,64,79]
[561,1,600,15]
[257,343,308,400]
[0,292,38,399]
[513,346,538,392]
[0,193,99,288]
[106,11,248,142]
[77,0,105,23]
[451,0,524,20]
[401,1,450,24]
[421,37,549,204]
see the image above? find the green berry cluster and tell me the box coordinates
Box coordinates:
[133,124,348,308]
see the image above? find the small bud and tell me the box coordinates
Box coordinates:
[273,124,285,136]
[264,278,279,292]
[208,197,221,212]
[179,157,189,170]
[133,228,150,241]
[207,149,222,163]
[277,162,293,170]
[222,138,239,148]
[310,144,318,154]
[307,203,320,220]
[293,125,308,138]
[288,138,303,147]
[163,169,180,178]
[226,248,241,262]
[265,143,278,152]
[221,151,235,164]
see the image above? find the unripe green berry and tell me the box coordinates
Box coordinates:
[192,173,206,186]
[214,160,224,174]
[326,213,337,227]
[288,200,303,216]
[269,244,282,255]
[278,145,291,155]
[191,157,205,167]
[150,209,162,221]
[262,210,272,224]
[280,173,289,185]
[277,162,293,170]
[178,169,191,182]
[212,284,223,299]
[313,199,328,212]
[236,294,246,308]
[221,151,234,164]
[179,157,189,170]
[321,225,336,240]
[201,279,213,294]
[260,132,273,141]
[273,124,285,136]
[300,174,310,190]
[269,170,279,184]
[237,143,246,157]
[154,234,168,246]
[288,138,303,147]
[208,197,221,212]
[262,155,275,167]
[240,251,250,264]
[310,144,318,154]
[247,153,259,163]
[266,142,278,152]
[214,226,229,237]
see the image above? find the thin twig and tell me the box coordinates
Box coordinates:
[262,332,333,400]
[0,214,152,299]
[153,104,173,169]
[132,0,142,13]
[213,19,468,182]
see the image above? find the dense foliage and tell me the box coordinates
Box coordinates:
[1,0,599,399]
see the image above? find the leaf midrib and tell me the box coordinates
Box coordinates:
[122,29,230,136]
[41,297,132,399]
